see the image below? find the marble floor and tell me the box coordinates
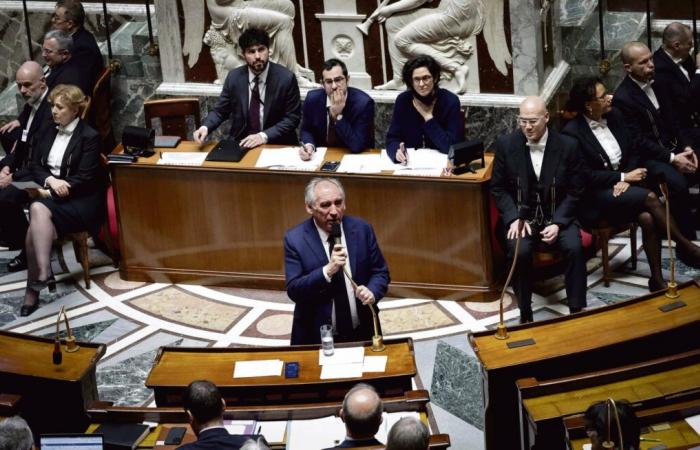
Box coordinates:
[1,233,698,450]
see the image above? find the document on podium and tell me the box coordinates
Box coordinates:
[157,152,207,166]
[233,359,283,378]
[318,347,365,365]
[255,146,327,170]
[336,154,383,173]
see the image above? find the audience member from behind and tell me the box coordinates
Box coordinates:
[0,416,34,450]
[324,383,384,449]
[42,29,92,96]
[180,380,252,449]
[584,400,640,450]
[385,54,464,163]
[299,58,375,159]
[386,417,429,450]
[239,437,270,450]
[51,0,104,87]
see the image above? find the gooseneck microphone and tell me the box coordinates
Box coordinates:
[657,172,679,298]
[53,306,65,365]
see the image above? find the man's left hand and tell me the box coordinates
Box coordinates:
[329,88,347,119]
[540,223,560,244]
[355,285,375,305]
[240,133,265,149]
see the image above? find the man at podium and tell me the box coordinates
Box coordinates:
[284,178,390,345]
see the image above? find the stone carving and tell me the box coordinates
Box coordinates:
[183,0,315,86]
[332,35,355,59]
[362,0,512,94]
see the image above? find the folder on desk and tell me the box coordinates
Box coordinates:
[94,422,149,449]
[206,139,247,162]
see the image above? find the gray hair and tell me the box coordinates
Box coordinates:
[240,437,270,450]
[662,22,691,48]
[304,177,345,206]
[0,416,34,450]
[386,417,429,450]
[620,41,648,65]
[342,383,383,438]
[43,29,74,53]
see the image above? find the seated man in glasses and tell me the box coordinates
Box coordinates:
[491,96,587,323]
[299,58,374,159]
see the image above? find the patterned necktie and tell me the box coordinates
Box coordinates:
[327,235,353,338]
[248,76,261,135]
[326,108,337,147]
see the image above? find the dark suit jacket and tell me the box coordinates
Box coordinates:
[561,108,639,188]
[71,27,104,90]
[653,47,700,130]
[0,93,52,169]
[202,61,301,145]
[322,437,384,449]
[300,87,375,153]
[284,215,390,345]
[491,128,585,228]
[177,428,251,450]
[612,75,690,163]
[46,58,94,98]
[386,88,463,161]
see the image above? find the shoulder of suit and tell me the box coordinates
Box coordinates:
[437,87,460,103]
[347,86,373,104]
[550,129,578,149]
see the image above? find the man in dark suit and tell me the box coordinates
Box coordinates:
[179,380,258,450]
[613,41,698,241]
[284,177,390,345]
[51,0,104,90]
[491,96,587,323]
[0,61,52,271]
[653,22,700,133]
[323,384,384,450]
[42,29,94,96]
[194,28,300,148]
[299,58,374,159]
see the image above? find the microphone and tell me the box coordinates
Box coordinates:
[495,205,532,340]
[657,173,679,298]
[329,222,385,351]
[602,398,624,450]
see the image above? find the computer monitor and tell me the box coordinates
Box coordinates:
[40,433,104,449]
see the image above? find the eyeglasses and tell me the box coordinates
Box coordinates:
[41,47,57,55]
[517,117,544,126]
[412,75,433,85]
[323,76,346,86]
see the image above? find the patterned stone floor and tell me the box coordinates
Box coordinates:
[1,233,698,450]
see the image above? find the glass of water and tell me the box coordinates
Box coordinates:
[320,324,334,356]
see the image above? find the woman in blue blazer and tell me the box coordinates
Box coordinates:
[562,77,700,291]
[17,84,105,316]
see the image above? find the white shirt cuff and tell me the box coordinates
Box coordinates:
[669,152,675,163]
[260,132,268,144]
[620,172,625,182]
[322,265,332,283]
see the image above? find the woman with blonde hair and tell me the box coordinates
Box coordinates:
[16,83,104,316]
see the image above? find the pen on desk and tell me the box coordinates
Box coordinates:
[639,437,662,442]
[256,425,261,435]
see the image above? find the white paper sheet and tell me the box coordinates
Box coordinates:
[685,414,700,436]
[255,147,327,170]
[336,154,383,173]
[320,362,364,379]
[362,355,388,373]
[376,412,421,442]
[157,152,207,166]
[286,416,347,450]
[232,359,283,378]
[319,346,365,365]
[223,419,256,435]
[392,168,443,177]
[405,148,449,169]
[258,421,288,443]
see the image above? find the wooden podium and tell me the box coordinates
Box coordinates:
[0,329,105,435]
[468,281,700,450]
[145,338,417,407]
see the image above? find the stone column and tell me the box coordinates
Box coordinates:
[154,0,184,83]
[509,0,544,95]
[315,0,372,89]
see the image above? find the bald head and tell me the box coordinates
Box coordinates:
[518,96,549,143]
[662,22,693,59]
[621,41,655,82]
[15,61,46,103]
[341,384,383,439]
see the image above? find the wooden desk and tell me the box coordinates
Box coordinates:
[518,348,700,449]
[110,143,496,299]
[145,338,416,407]
[468,281,700,450]
[0,330,105,435]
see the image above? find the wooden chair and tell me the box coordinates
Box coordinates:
[64,231,91,288]
[143,98,201,140]
[82,66,114,152]
[590,221,638,287]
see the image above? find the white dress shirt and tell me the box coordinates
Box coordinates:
[664,49,690,81]
[585,116,624,181]
[248,65,269,142]
[526,129,548,180]
[46,117,79,178]
[630,76,660,110]
[315,221,360,331]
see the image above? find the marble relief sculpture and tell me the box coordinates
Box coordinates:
[363,0,512,94]
[183,0,315,86]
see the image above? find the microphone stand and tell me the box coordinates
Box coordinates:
[53,306,65,365]
[495,218,526,340]
[340,266,385,352]
[62,307,80,353]
[659,182,680,299]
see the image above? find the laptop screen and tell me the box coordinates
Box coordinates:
[40,434,104,449]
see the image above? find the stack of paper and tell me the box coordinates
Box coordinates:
[318,347,388,379]
[233,359,284,378]
[390,148,448,177]
[157,152,207,166]
[336,154,383,173]
[255,147,327,170]
[223,419,256,435]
